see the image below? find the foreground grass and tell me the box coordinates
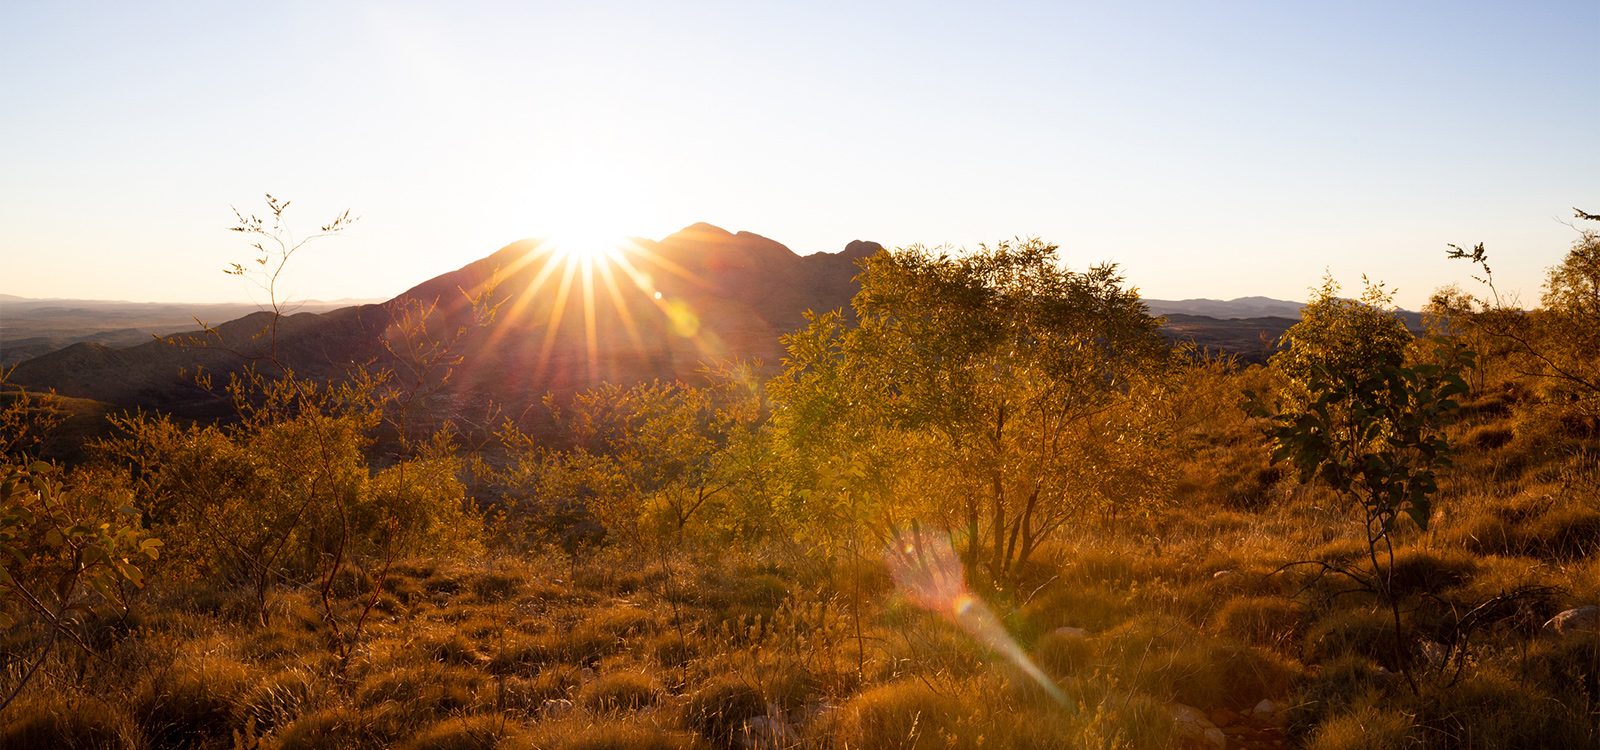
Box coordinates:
[3,396,1598,749]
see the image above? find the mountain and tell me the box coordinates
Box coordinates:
[8,225,881,419]
[1143,296,1305,319]
[0,296,370,366]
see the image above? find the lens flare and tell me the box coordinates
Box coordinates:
[885,525,1075,711]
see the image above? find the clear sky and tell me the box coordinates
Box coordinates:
[2,1,1595,308]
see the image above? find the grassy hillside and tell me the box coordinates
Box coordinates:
[2,237,1598,749]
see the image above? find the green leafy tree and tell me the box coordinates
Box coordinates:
[1256,278,1470,692]
[0,462,160,714]
[772,239,1166,586]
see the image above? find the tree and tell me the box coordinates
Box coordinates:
[1441,211,1600,416]
[1256,278,1470,693]
[772,239,1167,586]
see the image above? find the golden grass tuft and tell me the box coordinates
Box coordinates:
[0,693,143,750]
[832,679,965,750]
[580,671,659,713]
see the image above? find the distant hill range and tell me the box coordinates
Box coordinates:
[0,295,370,366]
[5,226,1425,421]
[6,224,874,420]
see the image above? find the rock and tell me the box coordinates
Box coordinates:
[738,714,799,749]
[539,698,575,718]
[1170,703,1227,749]
[1209,708,1243,727]
[1542,606,1600,637]
[1051,626,1089,639]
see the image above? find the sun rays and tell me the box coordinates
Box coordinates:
[459,227,730,386]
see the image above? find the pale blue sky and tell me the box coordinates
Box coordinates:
[2,1,1595,308]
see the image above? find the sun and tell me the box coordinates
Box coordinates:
[544,226,626,266]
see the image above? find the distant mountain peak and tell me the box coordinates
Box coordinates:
[672,222,735,239]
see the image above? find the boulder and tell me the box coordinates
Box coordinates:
[1170,702,1227,749]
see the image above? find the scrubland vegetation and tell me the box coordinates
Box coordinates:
[2,214,1599,749]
